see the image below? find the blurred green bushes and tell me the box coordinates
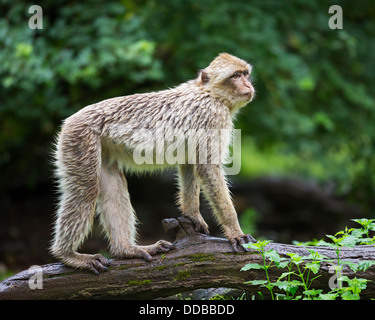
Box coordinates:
[1,0,374,211]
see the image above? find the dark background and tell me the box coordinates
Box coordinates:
[1,0,374,276]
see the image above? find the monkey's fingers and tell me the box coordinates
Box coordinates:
[87,254,111,275]
[140,250,153,262]
[229,237,245,253]
[229,234,256,253]
[90,261,107,275]
[133,241,174,262]
[154,240,175,253]
[244,234,256,244]
[181,215,210,235]
[197,224,210,236]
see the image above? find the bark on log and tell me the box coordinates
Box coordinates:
[1,216,375,300]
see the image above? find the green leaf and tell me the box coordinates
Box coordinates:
[306,249,329,261]
[241,263,263,271]
[278,271,296,280]
[275,293,290,300]
[342,261,359,272]
[351,228,367,238]
[278,260,290,269]
[319,293,338,300]
[275,280,302,295]
[357,238,375,245]
[317,240,335,248]
[303,289,323,299]
[341,276,369,291]
[352,218,375,229]
[289,253,303,265]
[305,262,320,274]
[243,240,271,251]
[341,291,360,300]
[264,249,281,264]
[340,235,357,247]
[326,235,338,243]
[245,280,268,286]
[357,261,375,272]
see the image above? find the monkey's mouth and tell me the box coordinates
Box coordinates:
[242,91,255,101]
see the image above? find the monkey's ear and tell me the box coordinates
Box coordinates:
[197,69,209,85]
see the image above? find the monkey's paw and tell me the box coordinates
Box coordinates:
[229,234,256,253]
[128,240,175,262]
[181,215,210,235]
[63,253,111,275]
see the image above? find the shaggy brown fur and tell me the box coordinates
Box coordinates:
[51,53,256,273]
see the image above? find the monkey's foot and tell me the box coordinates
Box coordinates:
[121,240,175,262]
[229,234,256,253]
[62,253,110,275]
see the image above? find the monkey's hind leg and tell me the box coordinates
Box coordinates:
[51,128,110,274]
[51,189,110,274]
[98,165,174,262]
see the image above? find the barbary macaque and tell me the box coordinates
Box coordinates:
[51,53,256,274]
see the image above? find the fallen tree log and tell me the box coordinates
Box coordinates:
[1,216,375,300]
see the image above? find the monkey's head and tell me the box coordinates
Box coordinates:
[197,53,255,112]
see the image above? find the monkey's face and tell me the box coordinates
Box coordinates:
[198,53,255,111]
[227,69,255,104]
[210,67,255,111]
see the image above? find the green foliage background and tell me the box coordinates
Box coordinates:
[1,0,374,210]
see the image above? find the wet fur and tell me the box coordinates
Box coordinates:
[51,53,255,273]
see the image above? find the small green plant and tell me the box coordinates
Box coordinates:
[241,218,375,300]
[315,219,375,300]
[241,240,277,299]
[349,219,375,244]
[241,241,326,300]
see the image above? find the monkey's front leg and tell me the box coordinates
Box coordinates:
[196,164,256,251]
[178,164,209,235]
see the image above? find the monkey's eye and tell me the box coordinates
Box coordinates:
[243,70,249,77]
[231,72,241,79]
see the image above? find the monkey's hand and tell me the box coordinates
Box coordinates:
[181,215,210,235]
[229,234,256,253]
[122,240,175,262]
[62,253,111,275]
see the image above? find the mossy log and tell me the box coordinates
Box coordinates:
[1,216,375,300]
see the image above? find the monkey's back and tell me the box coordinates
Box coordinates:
[57,82,233,173]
